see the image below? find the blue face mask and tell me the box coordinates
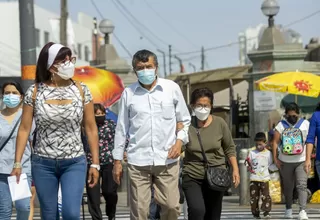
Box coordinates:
[3,94,21,108]
[136,69,156,85]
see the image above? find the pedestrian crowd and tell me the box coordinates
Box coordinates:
[0,42,319,220]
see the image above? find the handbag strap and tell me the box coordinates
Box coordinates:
[0,116,22,152]
[195,129,209,166]
[195,128,230,169]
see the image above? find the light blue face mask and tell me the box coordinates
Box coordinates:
[3,94,21,108]
[136,69,156,85]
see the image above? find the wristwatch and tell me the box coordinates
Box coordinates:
[90,164,100,171]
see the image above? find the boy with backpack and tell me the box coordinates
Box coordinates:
[272,103,310,220]
[245,132,273,219]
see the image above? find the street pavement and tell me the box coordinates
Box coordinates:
[11,207,320,220]
[12,193,320,219]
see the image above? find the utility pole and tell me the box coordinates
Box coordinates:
[174,55,184,73]
[93,17,99,65]
[169,45,172,75]
[60,0,68,46]
[201,46,205,71]
[19,0,37,92]
[157,49,167,78]
[189,62,196,72]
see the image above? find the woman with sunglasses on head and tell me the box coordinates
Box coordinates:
[10,42,100,220]
[0,81,33,220]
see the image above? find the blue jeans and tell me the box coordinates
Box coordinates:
[32,154,87,220]
[0,173,32,220]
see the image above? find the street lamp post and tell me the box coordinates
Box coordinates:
[98,19,115,44]
[93,17,99,62]
[261,0,280,27]
[240,0,281,206]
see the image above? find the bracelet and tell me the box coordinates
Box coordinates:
[13,162,22,169]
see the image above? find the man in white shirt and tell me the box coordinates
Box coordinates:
[112,50,191,220]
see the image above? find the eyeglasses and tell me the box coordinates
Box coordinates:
[56,57,77,66]
[194,104,211,111]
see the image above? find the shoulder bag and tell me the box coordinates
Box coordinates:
[0,116,22,152]
[195,129,232,192]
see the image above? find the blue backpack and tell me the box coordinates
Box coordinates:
[281,118,304,155]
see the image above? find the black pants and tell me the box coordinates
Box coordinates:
[86,164,118,219]
[182,175,224,220]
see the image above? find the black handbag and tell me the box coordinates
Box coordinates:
[195,129,231,192]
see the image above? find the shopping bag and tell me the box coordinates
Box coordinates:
[310,190,320,203]
[269,171,282,203]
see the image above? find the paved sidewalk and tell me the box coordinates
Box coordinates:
[14,192,320,213]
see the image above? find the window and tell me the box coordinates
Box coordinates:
[77,44,82,60]
[44,31,50,44]
[35,28,40,47]
[84,46,90,62]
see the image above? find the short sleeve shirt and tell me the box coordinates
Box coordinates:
[248,148,272,182]
[0,109,32,174]
[275,119,309,163]
[24,82,92,159]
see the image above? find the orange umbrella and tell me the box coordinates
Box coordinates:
[73,66,124,107]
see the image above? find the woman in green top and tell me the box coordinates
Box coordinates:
[182,88,240,220]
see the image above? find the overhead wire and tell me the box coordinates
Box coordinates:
[142,0,198,48]
[284,9,320,28]
[90,0,133,58]
[171,8,320,56]
[112,0,183,52]
[109,0,160,49]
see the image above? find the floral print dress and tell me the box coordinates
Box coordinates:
[87,119,116,165]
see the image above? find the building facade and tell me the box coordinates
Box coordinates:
[0,1,94,77]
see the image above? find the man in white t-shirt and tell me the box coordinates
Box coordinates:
[272,102,309,220]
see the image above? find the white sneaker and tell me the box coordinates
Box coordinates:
[298,210,308,220]
[284,209,293,219]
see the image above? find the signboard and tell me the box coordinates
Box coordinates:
[254,91,276,111]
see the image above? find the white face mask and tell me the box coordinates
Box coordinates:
[55,62,75,80]
[194,107,211,121]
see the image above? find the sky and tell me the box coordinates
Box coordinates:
[32,0,319,76]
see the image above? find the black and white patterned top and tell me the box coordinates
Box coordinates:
[24,82,93,159]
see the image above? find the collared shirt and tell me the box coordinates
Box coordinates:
[113,78,191,166]
[0,109,34,175]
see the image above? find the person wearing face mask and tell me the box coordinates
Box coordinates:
[85,103,118,220]
[245,132,273,219]
[272,102,310,220]
[112,49,191,220]
[10,42,100,220]
[181,88,240,220]
[0,81,34,220]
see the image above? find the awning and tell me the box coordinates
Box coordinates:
[167,65,251,93]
